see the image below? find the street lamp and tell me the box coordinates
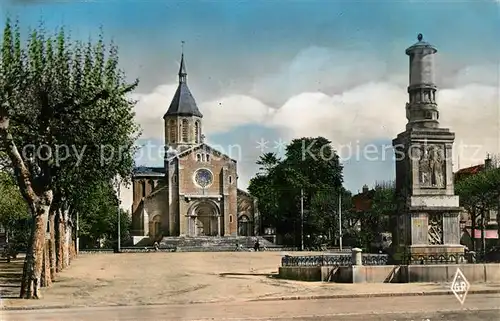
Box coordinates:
[338,192,343,251]
[300,189,304,251]
[115,176,122,253]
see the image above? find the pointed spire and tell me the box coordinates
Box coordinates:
[178,41,187,83]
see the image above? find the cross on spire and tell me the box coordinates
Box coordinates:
[178,41,187,83]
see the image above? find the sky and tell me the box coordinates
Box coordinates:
[2,0,500,211]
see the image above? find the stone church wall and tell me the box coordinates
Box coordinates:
[144,187,169,238]
[177,149,238,235]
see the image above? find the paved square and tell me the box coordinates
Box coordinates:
[1,252,499,310]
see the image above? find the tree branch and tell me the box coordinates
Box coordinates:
[0,102,37,205]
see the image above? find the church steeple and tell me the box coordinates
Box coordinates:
[163,47,203,118]
[164,42,203,154]
[178,41,187,83]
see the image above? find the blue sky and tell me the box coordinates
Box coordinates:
[2,0,500,207]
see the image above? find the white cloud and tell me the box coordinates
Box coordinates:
[250,46,389,105]
[121,46,499,206]
[131,87,275,137]
[131,84,177,140]
[200,95,275,133]
[269,82,407,144]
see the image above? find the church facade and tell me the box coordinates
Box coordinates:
[130,54,258,239]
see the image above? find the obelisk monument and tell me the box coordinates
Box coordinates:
[392,34,464,264]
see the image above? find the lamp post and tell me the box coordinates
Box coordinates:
[300,188,304,251]
[117,177,121,253]
[76,212,79,254]
[338,192,343,251]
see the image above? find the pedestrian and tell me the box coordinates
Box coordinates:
[254,239,260,252]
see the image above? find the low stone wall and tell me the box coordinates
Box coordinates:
[403,264,500,283]
[278,264,500,283]
[278,266,322,281]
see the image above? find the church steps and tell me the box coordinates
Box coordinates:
[158,236,278,251]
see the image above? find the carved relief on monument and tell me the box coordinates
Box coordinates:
[397,215,406,246]
[428,213,443,245]
[418,144,445,188]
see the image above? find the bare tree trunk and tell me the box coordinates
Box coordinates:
[20,192,53,299]
[471,211,477,251]
[20,223,34,298]
[481,209,486,257]
[62,209,70,269]
[70,239,76,261]
[55,208,64,272]
[497,195,500,247]
[41,238,51,287]
[2,104,54,299]
[48,211,56,282]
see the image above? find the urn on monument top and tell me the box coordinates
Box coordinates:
[406,33,437,88]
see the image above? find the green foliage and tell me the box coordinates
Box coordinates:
[456,168,500,214]
[0,170,29,225]
[354,182,395,250]
[248,137,344,247]
[1,19,138,240]
[456,167,500,250]
[73,180,131,248]
[0,170,30,250]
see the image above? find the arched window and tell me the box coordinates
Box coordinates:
[172,174,177,183]
[229,176,232,184]
[229,215,233,223]
[181,119,189,142]
[206,154,210,162]
[195,121,200,143]
[142,181,146,197]
[169,120,176,142]
[196,154,201,162]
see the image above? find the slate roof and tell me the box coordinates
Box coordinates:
[163,54,203,118]
[133,166,165,177]
[166,143,237,163]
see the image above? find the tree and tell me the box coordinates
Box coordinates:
[456,167,500,253]
[342,181,395,250]
[73,180,131,248]
[0,169,30,255]
[0,19,138,298]
[249,137,344,247]
[256,152,279,174]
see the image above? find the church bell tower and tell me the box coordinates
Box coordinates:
[163,49,204,156]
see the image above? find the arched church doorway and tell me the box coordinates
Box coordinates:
[150,215,161,238]
[238,215,251,236]
[189,201,220,236]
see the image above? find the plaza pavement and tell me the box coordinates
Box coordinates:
[1,252,500,313]
[2,294,500,320]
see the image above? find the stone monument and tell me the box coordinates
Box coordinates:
[392,34,464,264]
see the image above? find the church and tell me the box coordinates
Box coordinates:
[130,53,259,242]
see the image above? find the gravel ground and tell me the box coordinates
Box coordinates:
[1,252,499,310]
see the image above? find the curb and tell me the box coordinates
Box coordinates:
[249,288,500,302]
[2,289,500,311]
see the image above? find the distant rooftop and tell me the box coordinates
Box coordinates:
[133,166,165,177]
